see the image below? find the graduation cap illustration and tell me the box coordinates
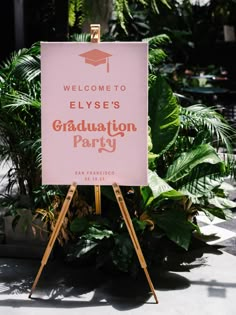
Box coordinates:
[79,49,112,73]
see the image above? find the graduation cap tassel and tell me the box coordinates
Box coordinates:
[107,57,110,73]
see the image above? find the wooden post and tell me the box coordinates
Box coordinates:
[29,182,77,298]
[112,183,159,304]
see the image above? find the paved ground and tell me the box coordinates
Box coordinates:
[0,247,236,315]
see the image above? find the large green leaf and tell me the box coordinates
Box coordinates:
[72,239,98,259]
[208,196,236,210]
[201,206,232,221]
[148,75,180,155]
[166,144,225,183]
[178,166,224,198]
[141,170,183,206]
[111,233,134,272]
[81,226,113,241]
[154,208,197,250]
[148,125,158,169]
[148,169,175,197]
[70,217,89,233]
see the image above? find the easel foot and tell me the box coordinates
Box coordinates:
[143,267,158,304]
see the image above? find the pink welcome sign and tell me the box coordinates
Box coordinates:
[41,42,148,185]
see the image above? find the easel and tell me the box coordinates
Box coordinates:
[29,24,158,304]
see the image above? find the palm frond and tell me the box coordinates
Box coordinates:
[143,34,171,47]
[70,32,90,42]
[0,44,40,91]
[33,138,42,168]
[0,43,41,195]
[0,48,29,79]
[3,91,41,111]
[27,42,40,55]
[181,104,235,155]
[14,55,40,82]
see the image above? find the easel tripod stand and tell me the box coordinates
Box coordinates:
[29,24,158,304]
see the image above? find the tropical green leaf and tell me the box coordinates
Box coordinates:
[114,0,131,32]
[148,125,158,168]
[178,166,224,198]
[154,208,197,250]
[201,206,232,221]
[147,169,175,198]
[181,105,235,156]
[148,125,153,151]
[159,0,171,9]
[68,0,76,27]
[111,233,134,272]
[114,0,171,32]
[166,144,224,183]
[0,48,29,77]
[149,49,168,68]
[68,0,86,28]
[81,226,113,240]
[70,217,89,233]
[132,217,147,231]
[141,170,183,206]
[208,196,236,210]
[143,34,171,47]
[148,151,158,169]
[73,239,98,258]
[14,55,40,82]
[70,33,90,42]
[140,185,152,206]
[3,91,41,110]
[219,181,236,193]
[149,75,180,155]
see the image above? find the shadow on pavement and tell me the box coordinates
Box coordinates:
[0,241,225,311]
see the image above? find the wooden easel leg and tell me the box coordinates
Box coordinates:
[94,185,101,215]
[112,183,159,304]
[29,182,77,298]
